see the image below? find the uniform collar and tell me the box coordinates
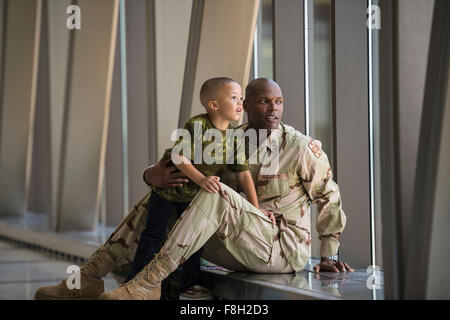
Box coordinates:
[239,122,286,151]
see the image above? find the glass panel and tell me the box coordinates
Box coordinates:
[309,0,334,258]
[247,0,273,124]
[250,0,273,80]
[311,0,333,168]
[258,0,273,79]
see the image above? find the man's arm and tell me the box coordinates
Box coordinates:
[299,139,353,273]
[143,159,189,188]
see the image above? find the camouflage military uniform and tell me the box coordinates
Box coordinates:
[105,122,346,282]
[153,113,248,202]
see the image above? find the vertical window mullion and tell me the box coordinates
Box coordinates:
[119,0,129,217]
[304,0,310,136]
[368,0,377,269]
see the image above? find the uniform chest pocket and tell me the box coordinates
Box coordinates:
[257,173,291,196]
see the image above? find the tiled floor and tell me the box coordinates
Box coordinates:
[0,239,119,300]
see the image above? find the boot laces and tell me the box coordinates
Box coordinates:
[132,252,164,285]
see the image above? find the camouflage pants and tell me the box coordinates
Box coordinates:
[159,182,293,274]
[104,183,294,284]
[105,193,150,284]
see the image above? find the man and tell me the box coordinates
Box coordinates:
[97,78,353,299]
[34,78,352,300]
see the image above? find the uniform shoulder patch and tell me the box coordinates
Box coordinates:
[323,167,333,182]
[308,140,322,158]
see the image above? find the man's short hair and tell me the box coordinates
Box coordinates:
[200,77,237,108]
[245,78,280,101]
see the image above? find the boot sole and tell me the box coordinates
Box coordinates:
[34,292,102,300]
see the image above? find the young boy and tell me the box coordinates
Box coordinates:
[127,77,260,296]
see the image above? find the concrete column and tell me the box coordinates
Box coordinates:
[28,0,51,217]
[154,0,192,156]
[404,0,449,299]
[0,0,42,217]
[44,0,72,230]
[57,0,119,231]
[397,0,435,262]
[105,23,123,226]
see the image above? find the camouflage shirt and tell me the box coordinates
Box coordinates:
[228,122,346,259]
[153,113,249,202]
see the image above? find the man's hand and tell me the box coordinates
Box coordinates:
[143,159,189,187]
[198,176,221,193]
[261,210,276,224]
[314,258,354,273]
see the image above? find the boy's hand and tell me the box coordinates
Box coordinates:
[262,210,276,224]
[199,176,221,193]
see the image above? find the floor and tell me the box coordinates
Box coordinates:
[202,258,384,300]
[0,239,118,300]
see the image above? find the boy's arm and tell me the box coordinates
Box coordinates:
[236,170,259,208]
[173,155,221,193]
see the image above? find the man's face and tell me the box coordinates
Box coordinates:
[244,81,284,130]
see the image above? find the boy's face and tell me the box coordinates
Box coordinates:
[214,82,243,122]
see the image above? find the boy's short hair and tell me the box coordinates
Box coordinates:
[200,77,237,108]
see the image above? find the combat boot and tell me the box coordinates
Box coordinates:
[34,245,116,300]
[99,252,178,300]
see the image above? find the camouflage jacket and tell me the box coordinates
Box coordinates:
[153,113,248,202]
[235,122,346,259]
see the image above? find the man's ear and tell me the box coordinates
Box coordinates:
[243,100,249,113]
[208,100,219,110]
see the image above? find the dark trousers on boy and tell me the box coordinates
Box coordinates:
[125,192,203,293]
